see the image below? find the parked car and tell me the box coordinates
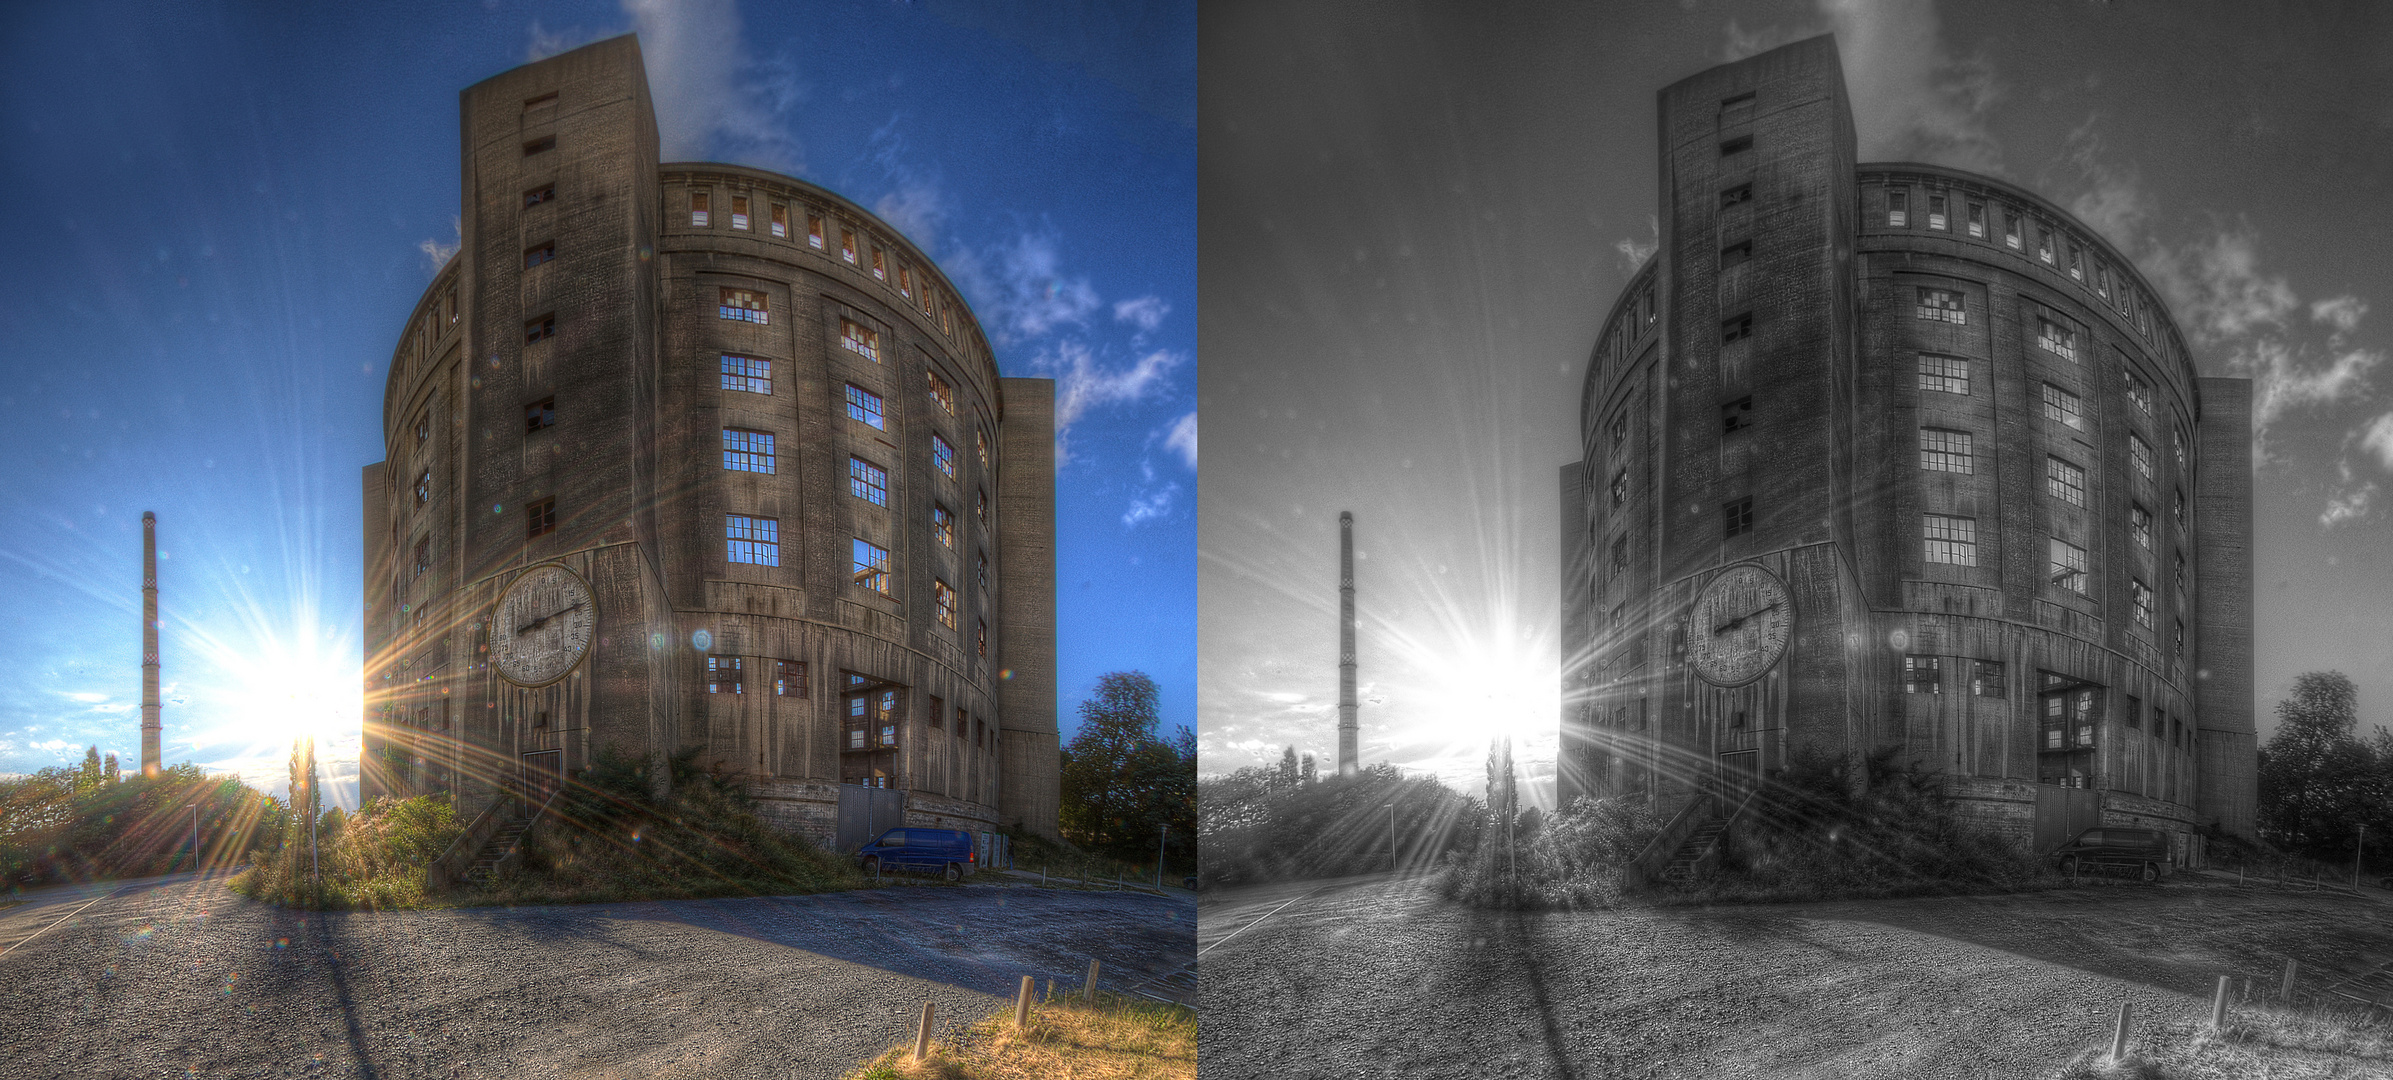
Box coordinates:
[858,828,978,882]
[2052,827,2171,882]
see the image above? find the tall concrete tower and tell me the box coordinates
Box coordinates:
[140,511,161,777]
[1338,511,1358,777]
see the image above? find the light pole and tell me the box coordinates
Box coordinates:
[2358,823,2368,891]
[1384,804,1396,876]
[185,804,198,876]
[1156,823,1167,889]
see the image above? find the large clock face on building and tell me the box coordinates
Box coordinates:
[1687,563,1793,688]
[489,564,595,687]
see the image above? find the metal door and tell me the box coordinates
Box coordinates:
[1718,750,1761,808]
[2033,785,2101,854]
[521,750,563,813]
[836,784,907,853]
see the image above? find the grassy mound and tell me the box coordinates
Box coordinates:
[846,987,1195,1080]
[468,747,867,905]
[231,795,463,909]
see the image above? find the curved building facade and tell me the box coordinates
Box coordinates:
[362,36,1058,847]
[1558,36,2253,859]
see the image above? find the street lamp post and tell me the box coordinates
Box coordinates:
[1384,804,1396,876]
[185,804,198,876]
[1156,823,1167,889]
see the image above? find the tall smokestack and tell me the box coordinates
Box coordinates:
[141,511,161,777]
[1338,511,1358,777]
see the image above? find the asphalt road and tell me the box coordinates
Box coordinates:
[0,872,1195,1080]
[1196,871,2393,1080]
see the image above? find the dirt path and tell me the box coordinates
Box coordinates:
[1,874,1195,1079]
[1196,873,2393,1079]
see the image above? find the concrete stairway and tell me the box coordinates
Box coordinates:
[1660,818,1727,886]
[460,817,532,887]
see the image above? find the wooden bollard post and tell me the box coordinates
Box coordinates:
[1084,958,1101,1004]
[2282,959,2298,1001]
[2108,1001,2132,1064]
[2209,975,2230,1031]
[913,1000,935,1062]
[1015,975,1034,1029]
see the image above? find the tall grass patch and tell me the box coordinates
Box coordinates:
[231,795,462,909]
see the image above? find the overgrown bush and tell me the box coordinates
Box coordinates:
[1438,796,1661,910]
[231,795,462,909]
[1199,763,1478,888]
[1011,830,1152,887]
[2,763,276,891]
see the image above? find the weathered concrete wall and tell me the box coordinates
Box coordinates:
[2194,376,2256,837]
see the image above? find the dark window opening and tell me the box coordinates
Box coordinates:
[523,135,555,156]
[525,397,555,433]
[523,242,555,269]
[523,92,557,112]
[1720,239,1752,269]
[523,184,556,208]
[528,497,556,538]
[1722,397,1755,434]
[1719,134,1753,156]
[1720,183,1753,208]
[1723,497,1754,538]
[525,314,556,343]
[1721,313,1753,343]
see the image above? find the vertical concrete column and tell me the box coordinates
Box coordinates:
[141,511,161,777]
[2194,376,2256,836]
[996,377,1059,837]
[1338,511,1358,777]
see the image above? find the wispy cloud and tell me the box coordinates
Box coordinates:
[1027,340,1184,464]
[866,116,951,248]
[1819,0,2004,174]
[417,215,459,277]
[949,229,1103,344]
[1122,482,1178,528]
[1113,295,1170,334]
[622,0,803,171]
[1163,411,1197,471]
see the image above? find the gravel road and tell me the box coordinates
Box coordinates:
[1197,872,2393,1080]
[0,872,1194,1080]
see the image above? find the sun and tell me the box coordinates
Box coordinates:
[215,630,361,750]
[1409,626,1558,751]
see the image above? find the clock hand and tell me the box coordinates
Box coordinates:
[1711,601,1782,637]
[515,601,585,636]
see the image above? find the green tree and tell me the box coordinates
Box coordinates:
[1300,752,1318,785]
[102,752,120,785]
[77,746,103,794]
[1275,745,1299,790]
[1056,672,1195,868]
[2257,671,2389,862]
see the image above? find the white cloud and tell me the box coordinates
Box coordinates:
[2314,295,2369,336]
[1614,215,1658,272]
[1122,483,1179,528]
[63,692,106,704]
[417,215,460,277]
[1113,295,1171,333]
[1721,19,1817,62]
[2323,461,2377,529]
[873,180,948,248]
[1820,0,2004,175]
[2359,411,2393,472]
[949,230,1103,343]
[2238,339,2383,433]
[1163,411,1197,471]
[2158,229,2301,342]
[624,0,803,171]
[1043,342,1182,429]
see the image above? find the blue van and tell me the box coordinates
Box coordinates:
[858,827,978,881]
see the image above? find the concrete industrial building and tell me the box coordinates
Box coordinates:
[362,36,1059,850]
[1558,37,2254,862]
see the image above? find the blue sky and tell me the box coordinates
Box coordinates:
[0,0,1195,804]
[1201,0,2393,800]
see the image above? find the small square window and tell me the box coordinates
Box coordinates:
[2131,505,2152,549]
[933,504,954,548]
[770,204,788,238]
[525,314,556,343]
[1971,659,2006,698]
[775,660,805,698]
[707,655,744,694]
[934,580,957,629]
[1904,655,1941,694]
[2037,318,2077,361]
[731,195,750,231]
[721,354,771,394]
[1923,514,1976,566]
[849,456,888,505]
[1723,497,1754,538]
[2041,383,2084,430]
[525,397,555,433]
[528,497,557,539]
[1720,134,1753,156]
[852,538,889,594]
[932,434,956,479]
[2047,456,2086,507]
[1721,313,1754,343]
[728,515,780,566]
[723,429,776,474]
[927,372,955,416]
[1918,353,1969,394]
[1965,201,1985,238]
[2049,537,2088,594]
[523,242,555,269]
[1927,193,1948,231]
[845,384,885,430]
[1920,428,1973,474]
[719,287,768,324]
[523,184,556,208]
[1720,183,1753,208]
[1916,288,1966,324]
[1720,240,1752,269]
[690,191,710,227]
[839,318,880,361]
[523,135,555,156]
[1721,397,1754,434]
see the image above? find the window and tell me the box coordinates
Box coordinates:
[2068,244,2084,281]
[1609,410,1631,451]
[1887,189,1909,227]
[523,135,555,156]
[2003,208,2022,250]
[934,580,957,629]
[1720,240,1752,269]
[1723,497,1754,539]
[2041,383,2083,429]
[775,660,805,697]
[525,314,556,343]
[731,195,749,231]
[1916,288,1966,324]
[2131,505,2153,550]
[1966,201,1986,238]
[719,287,768,324]
[977,619,988,657]
[2047,456,2086,507]
[523,242,555,269]
[2037,318,2077,361]
[977,552,989,591]
[1918,353,1969,394]
[845,384,885,429]
[1720,134,1753,156]
[851,538,889,593]
[415,412,430,444]
[927,372,955,415]
[840,228,858,264]
[1609,534,1628,574]
[415,469,432,505]
[933,504,954,548]
[1721,313,1753,343]
[523,91,557,112]
[2173,427,2188,469]
[2130,434,2153,479]
[2037,227,2055,264]
[2172,490,2186,529]
[1720,183,1753,208]
[807,212,825,248]
[1904,655,1941,694]
[899,266,913,298]
[770,203,787,238]
[1722,397,1755,434]
[1927,193,1948,231]
[932,434,956,478]
[2126,370,2153,415]
[2049,537,2088,593]
[1920,428,1973,473]
[721,354,770,394]
[849,456,888,505]
[528,497,556,538]
[726,515,780,566]
[2174,550,2188,592]
[707,656,743,694]
[839,318,880,360]
[848,699,867,750]
[871,247,887,280]
[1719,90,1755,119]
[1609,467,1628,508]
[524,184,556,208]
[723,429,775,474]
[413,536,430,577]
[2096,264,2110,299]
[1971,660,2006,698]
[525,397,555,433]
[690,191,710,227]
[976,488,987,525]
[2131,579,2154,629]
[977,428,990,469]
[2174,618,2186,659]
[1923,514,1977,566]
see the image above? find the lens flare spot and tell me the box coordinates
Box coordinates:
[691,629,713,651]
[1887,629,1911,651]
